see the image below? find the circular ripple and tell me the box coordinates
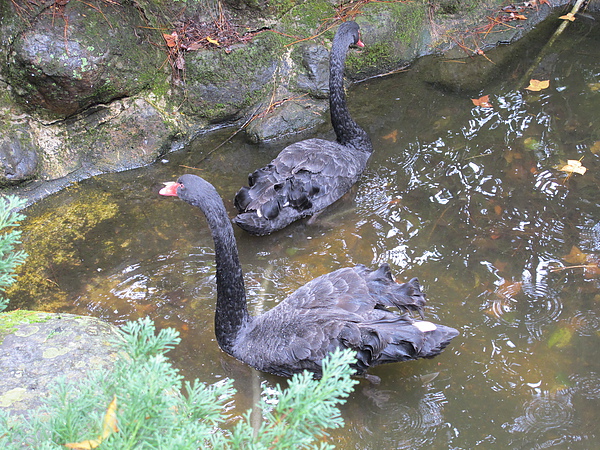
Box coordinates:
[570,310,600,336]
[569,372,600,400]
[510,391,574,435]
[362,390,446,449]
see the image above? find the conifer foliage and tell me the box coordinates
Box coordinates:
[0,317,358,449]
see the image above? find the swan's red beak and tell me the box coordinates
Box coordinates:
[159,181,180,196]
[356,39,364,48]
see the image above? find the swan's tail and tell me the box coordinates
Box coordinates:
[352,319,459,374]
[356,264,427,317]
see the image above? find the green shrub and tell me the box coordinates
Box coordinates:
[0,195,27,312]
[0,317,358,449]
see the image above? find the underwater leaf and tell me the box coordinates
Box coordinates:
[547,326,574,348]
[563,246,588,265]
[526,79,550,91]
[471,95,492,108]
[588,83,600,92]
[523,137,541,151]
[559,159,587,175]
[590,141,600,154]
[559,13,576,21]
[383,130,398,143]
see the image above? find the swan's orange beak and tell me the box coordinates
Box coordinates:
[159,181,180,196]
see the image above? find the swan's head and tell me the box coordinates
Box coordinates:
[159,174,219,207]
[337,21,364,48]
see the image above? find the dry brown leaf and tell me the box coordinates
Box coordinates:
[471,95,492,108]
[559,13,576,21]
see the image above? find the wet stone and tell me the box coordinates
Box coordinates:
[0,311,121,419]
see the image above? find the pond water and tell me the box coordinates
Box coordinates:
[10,15,600,449]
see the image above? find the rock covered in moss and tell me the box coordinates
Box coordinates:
[3,0,163,120]
[0,311,121,419]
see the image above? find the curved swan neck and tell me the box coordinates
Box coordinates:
[329,25,372,152]
[179,176,249,354]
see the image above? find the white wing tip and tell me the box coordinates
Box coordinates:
[413,321,437,333]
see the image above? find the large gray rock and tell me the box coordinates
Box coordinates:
[0,311,121,419]
[3,0,163,119]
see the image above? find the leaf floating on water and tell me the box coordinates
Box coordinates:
[526,79,550,91]
[559,13,576,21]
[383,130,398,143]
[563,246,588,265]
[471,95,492,108]
[559,159,587,175]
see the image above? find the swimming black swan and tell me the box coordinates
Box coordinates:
[160,174,459,379]
[233,21,373,236]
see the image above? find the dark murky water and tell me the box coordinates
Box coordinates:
[11,17,600,449]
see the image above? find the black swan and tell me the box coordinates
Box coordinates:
[160,174,459,379]
[233,21,373,236]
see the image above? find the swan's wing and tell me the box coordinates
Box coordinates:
[281,265,426,317]
[234,139,369,221]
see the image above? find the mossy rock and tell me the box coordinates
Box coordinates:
[2,0,165,120]
[0,311,121,419]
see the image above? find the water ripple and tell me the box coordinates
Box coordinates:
[569,372,600,400]
[570,310,600,336]
[508,390,574,435]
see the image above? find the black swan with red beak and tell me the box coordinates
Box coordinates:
[233,21,374,236]
[160,174,458,379]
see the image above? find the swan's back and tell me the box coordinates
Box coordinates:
[232,264,458,377]
[234,139,370,235]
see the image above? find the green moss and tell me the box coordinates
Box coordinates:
[346,42,393,76]
[0,310,54,341]
[277,0,335,37]
[6,190,119,310]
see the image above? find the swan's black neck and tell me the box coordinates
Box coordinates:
[179,176,249,355]
[329,25,372,153]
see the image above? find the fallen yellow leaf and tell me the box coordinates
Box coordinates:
[559,13,576,21]
[526,79,550,91]
[65,396,118,449]
[559,159,587,175]
[206,36,220,45]
[589,83,600,92]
